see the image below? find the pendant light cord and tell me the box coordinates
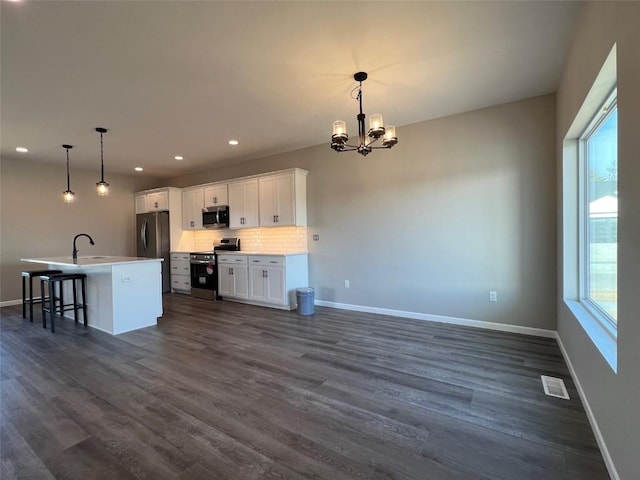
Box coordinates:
[66,146,71,191]
[100,131,105,182]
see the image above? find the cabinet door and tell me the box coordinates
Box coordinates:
[242,180,259,228]
[265,267,285,304]
[249,266,268,302]
[258,176,277,226]
[218,267,234,297]
[259,173,295,226]
[228,180,258,229]
[274,173,295,225]
[203,184,228,207]
[182,188,204,230]
[147,191,169,211]
[233,266,249,299]
[228,182,244,229]
[135,194,147,214]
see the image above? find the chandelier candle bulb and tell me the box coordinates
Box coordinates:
[383,125,398,147]
[368,114,385,138]
[332,120,348,142]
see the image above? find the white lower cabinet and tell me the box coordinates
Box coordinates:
[218,253,308,310]
[249,264,285,305]
[218,255,249,299]
[170,252,191,294]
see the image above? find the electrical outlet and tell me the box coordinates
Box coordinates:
[121,275,132,283]
[344,280,350,289]
[313,234,320,241]
[489,290,497,302]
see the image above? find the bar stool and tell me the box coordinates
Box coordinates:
[21,269,63,322]
[40,273,88,333]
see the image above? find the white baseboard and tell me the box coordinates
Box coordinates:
[0,299,23,307]
[555,334,619,480]
[314,300,557,338]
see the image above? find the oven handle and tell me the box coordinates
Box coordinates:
[190,260,216,265]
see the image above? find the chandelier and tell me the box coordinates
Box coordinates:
[330,72,398,156]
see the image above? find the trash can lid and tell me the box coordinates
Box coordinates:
[296,287,314,294]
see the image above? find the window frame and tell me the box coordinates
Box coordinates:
[577,88,618,337]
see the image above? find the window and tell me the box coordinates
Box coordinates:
[579,91,617,329]
[562,44,617,371]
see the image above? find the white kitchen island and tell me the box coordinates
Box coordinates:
[21,256,163,335]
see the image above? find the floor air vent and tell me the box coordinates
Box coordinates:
[541,375,570,400]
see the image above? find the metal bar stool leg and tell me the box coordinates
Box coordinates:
[29,275,35,322]
[22,274,27,319]
[81,277,88,326]
[50,278,57,334]
[72,277,78,324]
[41,277,47,328]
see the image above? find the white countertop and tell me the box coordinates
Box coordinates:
[215,251,308,256]
[21,256,164,268]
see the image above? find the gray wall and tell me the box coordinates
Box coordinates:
[0,156,155,302]
[556,2,640,479]
[171,95,557,330]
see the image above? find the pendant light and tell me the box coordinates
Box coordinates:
[95,127,110,196]
[62,144,75,203]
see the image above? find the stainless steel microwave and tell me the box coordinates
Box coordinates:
[202,205,230,229]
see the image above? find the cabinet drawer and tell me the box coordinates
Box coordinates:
[170,261,190,274]
[248,255,284,267]
[218,255,248,265]
[171,274,191,292]
[170,253,190,262]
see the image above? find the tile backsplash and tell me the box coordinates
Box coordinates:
[194,226,308,253]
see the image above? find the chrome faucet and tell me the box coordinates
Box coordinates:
[72,233,95,262]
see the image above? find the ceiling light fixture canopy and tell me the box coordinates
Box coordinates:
[95,127,110,196]
[62,144,75,203]
[331,72,398,156]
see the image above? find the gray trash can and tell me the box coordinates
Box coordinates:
[296,287,315,315]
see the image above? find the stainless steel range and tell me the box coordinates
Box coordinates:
[190,237,240,300]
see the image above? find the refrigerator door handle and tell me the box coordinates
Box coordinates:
[141,219,148,252]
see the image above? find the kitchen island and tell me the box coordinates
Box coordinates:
[21,256,163,335]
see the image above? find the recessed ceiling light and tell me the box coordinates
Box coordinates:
[228,140,239,146]
[134,167,143,172]
[174,155,184,161]
[16,146,28,153]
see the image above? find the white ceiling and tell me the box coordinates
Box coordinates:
[1,0,580,178]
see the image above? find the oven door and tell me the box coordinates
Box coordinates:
[190,260,217,300]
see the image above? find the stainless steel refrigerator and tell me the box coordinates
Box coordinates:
[136,211,170,293]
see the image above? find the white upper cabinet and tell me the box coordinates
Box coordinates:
[146,191,169,211]
[258,169,307,227]
[182,187,204,230]
[135,189,170,213]
[203,183,228,207]
[228,179,259,229]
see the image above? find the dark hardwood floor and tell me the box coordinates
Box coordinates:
[1,294,609,479]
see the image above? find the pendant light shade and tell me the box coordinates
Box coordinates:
[95,127,110,196]
[62,144,75,203]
